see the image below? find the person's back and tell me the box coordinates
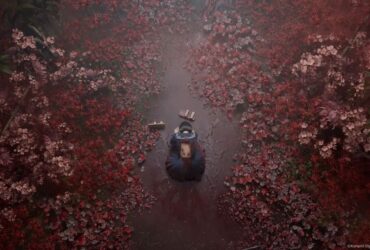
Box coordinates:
[166,122,205,181]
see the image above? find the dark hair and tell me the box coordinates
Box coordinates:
[179,121,193,133]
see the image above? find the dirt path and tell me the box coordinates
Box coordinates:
[129,27,243,250]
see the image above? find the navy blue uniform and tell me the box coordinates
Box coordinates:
[166,132,205,181]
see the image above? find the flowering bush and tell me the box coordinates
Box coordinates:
[0,0,194,247]
[0,23,158,250]
[1,0,369,248]
[1,30,75,215]
[293,33,370,158]
[189,10,264,115]
[189,3,370,249]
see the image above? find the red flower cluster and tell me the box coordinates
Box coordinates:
[0,1,192,248]
[188,3,369,249]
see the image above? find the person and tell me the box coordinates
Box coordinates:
[165,121,205,181]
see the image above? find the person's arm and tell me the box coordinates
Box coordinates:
[170,133,184,158]
[169,133,178,148]
[194,131,198,140]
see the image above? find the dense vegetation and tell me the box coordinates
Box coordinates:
[190,1,369,248]
[0,0,369,249]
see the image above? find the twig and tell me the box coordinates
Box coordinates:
[355,152,370,160]
[0,86,31,137]
[243,246,260,250]
[341,14,369,56]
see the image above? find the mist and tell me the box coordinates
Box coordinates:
[0,1,369,249]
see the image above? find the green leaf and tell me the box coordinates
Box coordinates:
[0,65,12,74]
[28,24,45,40]
[0,54,9,60]
[16,3,40,12]
[46,1,59,8]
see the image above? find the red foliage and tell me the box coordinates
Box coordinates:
[0,0,191,248]
[236,0,370,71]
[189,3,370,249]
[1,1,369,248]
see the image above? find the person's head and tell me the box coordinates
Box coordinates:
[179,121,193,133]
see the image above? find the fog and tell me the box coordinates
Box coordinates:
[0,1,369,249]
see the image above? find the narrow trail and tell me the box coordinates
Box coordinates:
[129,26,243,250]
